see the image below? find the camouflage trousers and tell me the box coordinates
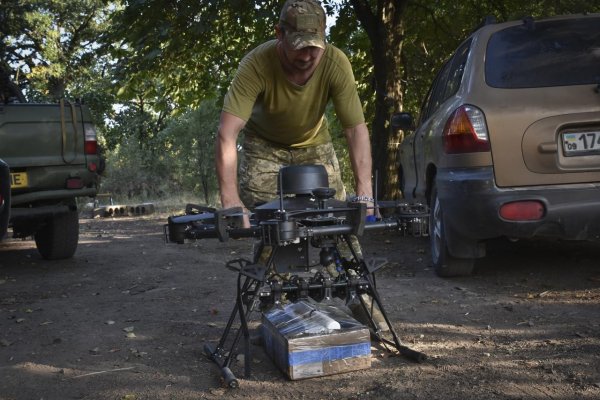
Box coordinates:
[239,136,386,329]
[238,134,346,208]
[239,133,363,260]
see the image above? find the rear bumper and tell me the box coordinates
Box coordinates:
[10,203,76,219]
[437,167,600,241]
[11,187,97,206]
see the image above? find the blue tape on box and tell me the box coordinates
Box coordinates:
[288,342,371,366]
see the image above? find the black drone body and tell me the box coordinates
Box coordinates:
[165,165,429,388]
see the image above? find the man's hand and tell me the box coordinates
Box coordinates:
[219,205,251,229]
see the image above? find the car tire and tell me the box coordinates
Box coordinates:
[35,210,79,260]
[429,184,475,277]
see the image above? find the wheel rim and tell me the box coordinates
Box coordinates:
[431,195,443,263]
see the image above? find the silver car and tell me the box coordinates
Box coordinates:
[397,13,600,277]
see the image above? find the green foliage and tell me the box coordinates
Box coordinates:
[157,99,221,205]
[328,2,375,120]
[1,0,115,101]
[109,0,280,112]
[101,137,165,200]
[100,99,221,205]
[4,0,600,204]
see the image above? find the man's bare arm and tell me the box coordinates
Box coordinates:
[344,122,373,199]
[215,111,246,209]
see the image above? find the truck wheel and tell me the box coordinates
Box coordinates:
[429,184,475,277]
[35,210,79,260]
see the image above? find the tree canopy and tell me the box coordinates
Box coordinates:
[1,0,113,101]
[2,0,599,203]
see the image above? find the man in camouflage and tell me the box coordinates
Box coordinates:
[215,0,387,331]
[216,0,374,214]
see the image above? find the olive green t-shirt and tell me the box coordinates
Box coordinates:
[222,40,365,148]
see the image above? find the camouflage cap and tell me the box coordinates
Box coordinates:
[279,0,326,50]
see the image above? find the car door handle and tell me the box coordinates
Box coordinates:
[538,142,558,153]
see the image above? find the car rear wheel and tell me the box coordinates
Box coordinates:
[430,184,475,277]
[35,210,79,260]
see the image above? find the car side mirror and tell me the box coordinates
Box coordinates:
[390,112,414,131]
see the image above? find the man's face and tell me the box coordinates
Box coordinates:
[278,29,324,72]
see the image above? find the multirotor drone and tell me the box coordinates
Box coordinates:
[165,165,429,387]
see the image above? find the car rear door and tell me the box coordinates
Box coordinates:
[477,16,600,187]
[408,39,473,200]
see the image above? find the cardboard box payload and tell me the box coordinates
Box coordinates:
[261,300,371,380]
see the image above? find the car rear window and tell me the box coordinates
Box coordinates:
[485,17,600,88]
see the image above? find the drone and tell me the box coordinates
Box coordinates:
[165,165,429,387]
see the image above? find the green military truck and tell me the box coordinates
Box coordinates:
[0,101,103,259]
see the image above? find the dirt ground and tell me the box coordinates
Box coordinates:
[1,211,599,400]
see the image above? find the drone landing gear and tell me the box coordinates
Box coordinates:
[203,235,426,388]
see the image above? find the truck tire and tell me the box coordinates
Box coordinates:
[429,183,475,277]
[34,210,79,260]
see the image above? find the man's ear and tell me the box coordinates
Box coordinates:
[275,24,284,41]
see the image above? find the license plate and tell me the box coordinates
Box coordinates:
[10,172,28,188]
[562,131,600,156]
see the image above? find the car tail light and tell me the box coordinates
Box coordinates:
[84,123,98,155]
[443,105,490,153]
[499,201,545,221]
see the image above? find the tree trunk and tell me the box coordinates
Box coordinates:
[0,62,26,103]
[350,0,408,200]
[202,175,210,205]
